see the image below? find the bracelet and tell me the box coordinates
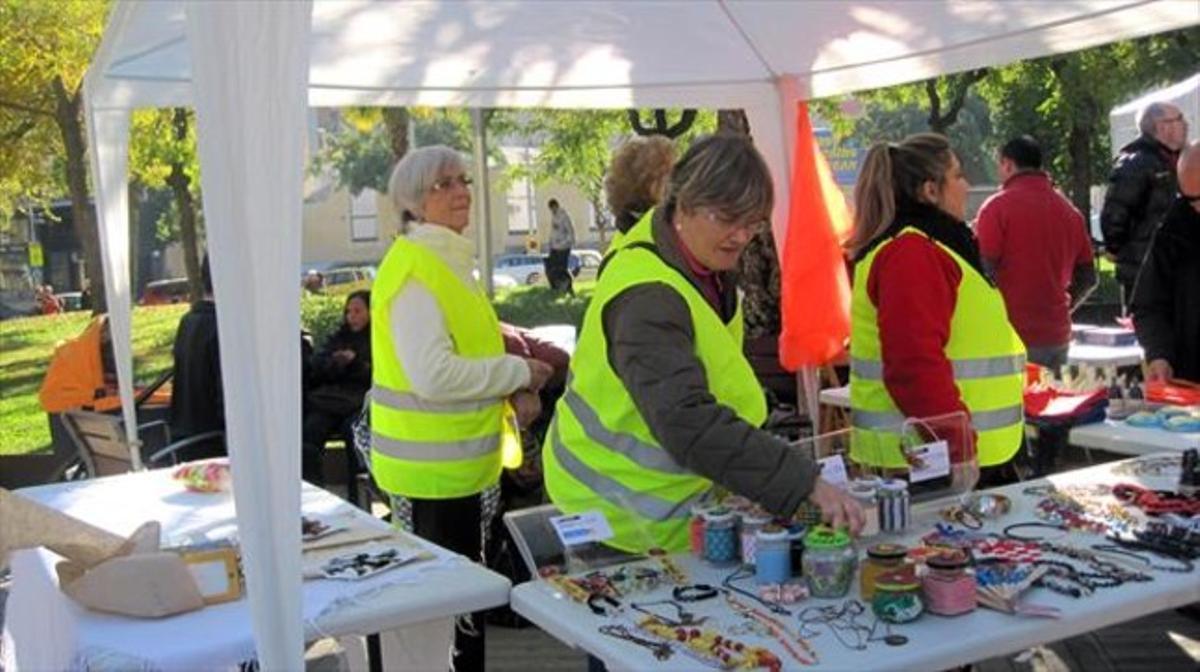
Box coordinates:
[672,583,719,602]
[587,593,622,617]
[1004,521,1069,542]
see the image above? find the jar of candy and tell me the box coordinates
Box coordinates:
[754,525,792,584]
[738,509,772,565]
[801,526,856,598]
[859,543,909,600]
[872,571,924,623]
[703,508,738,565]
[922,550,976,616]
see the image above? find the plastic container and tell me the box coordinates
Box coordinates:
[848,483,881,537]
[738,509,773,566]
[878,479,910,532]
[801,526,857,598]
[786,524,807,578]
[872,571,924,623]
[859,543,909,600]
[754,525,792,584]
[922,551,976,616]
[689,506,708,558]
[703,508,738,565]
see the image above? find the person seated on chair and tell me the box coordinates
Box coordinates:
[168,256,226,462]
[302,290,372,484]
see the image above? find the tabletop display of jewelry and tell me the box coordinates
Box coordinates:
[530,453,1197,669]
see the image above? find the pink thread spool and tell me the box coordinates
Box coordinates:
[922,551,976,616]
[738,509,772,566]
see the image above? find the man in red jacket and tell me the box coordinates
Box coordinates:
[976,136,1097,371]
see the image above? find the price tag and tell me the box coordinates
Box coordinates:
[817,454,850,487]
[907,440,951,483]
[549,510,614,547]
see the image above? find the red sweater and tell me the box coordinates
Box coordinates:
[866,233,971,454]
[976,172,1092,348]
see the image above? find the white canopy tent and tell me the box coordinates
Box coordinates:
[82,1,1199,668]
[1109,71,1200,153]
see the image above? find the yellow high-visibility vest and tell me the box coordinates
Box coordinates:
[370,236,521,499]
[849,226,1026,468]
[543,212,767,553]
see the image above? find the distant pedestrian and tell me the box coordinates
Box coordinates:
[546,198,575,294]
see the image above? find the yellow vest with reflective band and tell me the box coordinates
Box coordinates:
[849,226,1026,468]
[369,236,521,499]
[543,212,767,553]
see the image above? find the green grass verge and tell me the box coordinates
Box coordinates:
[0,284,596,457]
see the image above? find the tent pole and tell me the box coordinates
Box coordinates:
[471,108,495,297]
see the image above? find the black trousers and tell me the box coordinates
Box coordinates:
[411,494,486,672]
[301,410,358,485]
[546,248,573,294]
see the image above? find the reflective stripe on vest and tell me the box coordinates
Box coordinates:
[548,420,704,522]
[371,431,500,462]
[371,385,495,414]
[560,380,689,476]
[850,354,1025,381]
[851,404,1023,432]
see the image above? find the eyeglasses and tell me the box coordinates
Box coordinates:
[1160,115,1187,125]
[702,208,768,236]
[430,174,473,193]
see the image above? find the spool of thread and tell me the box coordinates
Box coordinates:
[738,510,772,565]
[786,524,807,577]
[689,506,709,558]
[848,484,881,537]
[703,508,738,565]
[878,479,910,532]
[754,525,792,584]
[922,551,976,616]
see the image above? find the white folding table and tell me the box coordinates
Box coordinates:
[511,455,1199,671]
[1070,420,1200,456]
[2,469,512,671]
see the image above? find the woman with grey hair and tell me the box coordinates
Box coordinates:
[543,134,864,554]
[371,145,552,672]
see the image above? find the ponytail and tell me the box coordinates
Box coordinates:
[849,144,896,257]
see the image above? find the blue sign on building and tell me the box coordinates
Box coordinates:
[814,128,866,186]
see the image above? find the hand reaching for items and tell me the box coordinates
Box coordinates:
[808,478,866,536]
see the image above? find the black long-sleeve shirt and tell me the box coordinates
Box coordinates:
[169,300,224,440]
[1132,198,1200,382]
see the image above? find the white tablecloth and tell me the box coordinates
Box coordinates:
[511,455,1200,671]
[2,469,512,671]
[1070,420,1200,455]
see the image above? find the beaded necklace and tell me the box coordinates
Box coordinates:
[636,616,784,671]
[724,591,818,666]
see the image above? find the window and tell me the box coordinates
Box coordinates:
[350,190,379,242]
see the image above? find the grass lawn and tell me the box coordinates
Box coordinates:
[0,283,594,458]
[0,305,186,456]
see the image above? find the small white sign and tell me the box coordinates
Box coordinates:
[818,454,850,487]
[907,440,951,483]
[550,510,614,547]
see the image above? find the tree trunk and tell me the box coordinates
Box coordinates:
[382,107,410,162]
[166,108,204,303]
[1065,118,1093,223]
[51,77,105,314]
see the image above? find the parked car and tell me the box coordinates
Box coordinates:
[323,266,375,291]
[56,291,84,312]
[568,249,603,282]
[140,278,192,306]
[494,254,547,286]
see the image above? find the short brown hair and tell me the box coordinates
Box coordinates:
[666,133,773,223]
[605,136,676,232]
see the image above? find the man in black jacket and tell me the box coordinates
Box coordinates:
[1101,101,1188,309]
[168,256,225,460]
[1133,141,1200,383]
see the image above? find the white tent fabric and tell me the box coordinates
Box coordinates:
[1109,72,1200,153]
[81,1,1199,666]
[182,2,312,669]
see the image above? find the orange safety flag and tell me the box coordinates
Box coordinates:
[778,101,853,371]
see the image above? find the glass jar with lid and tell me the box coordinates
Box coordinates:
[872,571,924,623]
[859,543,909,600]
[801,526,857,598]
[702,507,738,565]
[922,550,976,616]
